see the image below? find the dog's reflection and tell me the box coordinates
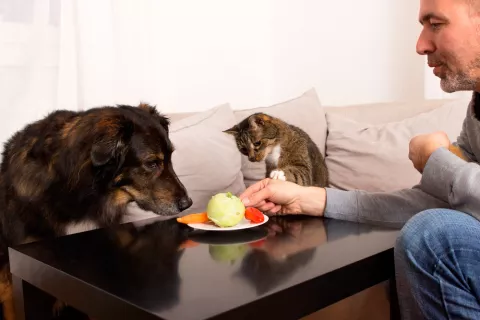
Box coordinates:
[83,219,191,312]
[0,218,192,319]
[236,216,327,295]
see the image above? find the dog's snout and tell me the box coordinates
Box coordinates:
[178,196,193,211]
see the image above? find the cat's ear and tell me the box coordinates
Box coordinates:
[223,125,239,136]
[248,113,270,130]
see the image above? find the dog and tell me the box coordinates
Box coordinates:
[0,102,193,319]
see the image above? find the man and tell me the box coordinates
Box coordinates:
[239,0,480,318]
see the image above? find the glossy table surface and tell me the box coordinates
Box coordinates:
[9,215,400,320]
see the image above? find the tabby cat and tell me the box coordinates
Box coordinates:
[224,112,328,187]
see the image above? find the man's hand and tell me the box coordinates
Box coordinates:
[409,131,451,173]
[239,178,326,216]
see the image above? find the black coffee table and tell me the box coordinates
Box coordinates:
[9,215,400,320]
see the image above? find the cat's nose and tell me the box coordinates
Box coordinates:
[248,155,256,162]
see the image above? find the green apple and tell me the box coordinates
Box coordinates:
[207,192,245,227]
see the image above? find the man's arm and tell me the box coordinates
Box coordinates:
[419,147,480,221]
[325,101,480,228]
[415,99,480,221]
[324,186,450,228]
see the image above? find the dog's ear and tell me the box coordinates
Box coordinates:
[138,102,170,133]
[91,118,134,167]
[91,140,124,167]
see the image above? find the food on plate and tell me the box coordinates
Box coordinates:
[245,207,264,223]
[176,212,209,224]
[176,192,265,228]
[206,192,245,227]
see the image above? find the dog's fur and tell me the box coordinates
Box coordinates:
[0,102,192,319]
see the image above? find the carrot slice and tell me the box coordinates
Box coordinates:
[177,212,209,224]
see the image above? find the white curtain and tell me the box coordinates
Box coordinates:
[0,0,275,146]
[0,0,62,145]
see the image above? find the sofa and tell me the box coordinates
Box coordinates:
[124,87,471,222]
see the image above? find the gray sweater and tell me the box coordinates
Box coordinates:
[324,92,480,228]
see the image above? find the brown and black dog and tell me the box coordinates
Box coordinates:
[0,103,192,319]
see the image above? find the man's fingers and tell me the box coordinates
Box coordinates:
[267,205,282,215]
[258,201,276,212]
[239,179,270,203]
[256,200,267,207]
[242,186,274,207]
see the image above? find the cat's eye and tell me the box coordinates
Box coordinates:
[253,141,261,147]
[240,148,248,154]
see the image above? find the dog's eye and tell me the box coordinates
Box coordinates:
[144,161,159,170]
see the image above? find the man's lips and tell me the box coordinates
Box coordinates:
[431,64,444,76]
[428,62,443,68]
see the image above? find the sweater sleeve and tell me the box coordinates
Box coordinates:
[419,147,480,221]
[323,186,450,228]
[451,105,476,162]
[418,99,480,221]
[324,95,479,227]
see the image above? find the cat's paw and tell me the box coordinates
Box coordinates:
[270,170,286,181]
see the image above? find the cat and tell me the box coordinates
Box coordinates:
[224,112,329,187]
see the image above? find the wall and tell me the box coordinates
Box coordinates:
[269,0,426,107]
[0,0,461,146]
[107,0,430,112]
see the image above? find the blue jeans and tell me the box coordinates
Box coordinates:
[394,209,480,320]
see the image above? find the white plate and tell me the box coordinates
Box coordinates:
[187,214,269,231]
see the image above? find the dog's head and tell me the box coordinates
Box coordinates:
[88,103,192,216]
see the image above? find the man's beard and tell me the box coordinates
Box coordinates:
[439,58,480,93]
[440,69,478,92]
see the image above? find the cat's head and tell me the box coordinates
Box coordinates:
[223,113,279,162]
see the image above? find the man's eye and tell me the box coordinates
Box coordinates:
[430,22,442,30]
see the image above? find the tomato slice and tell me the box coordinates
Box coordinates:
[245,207,264,223]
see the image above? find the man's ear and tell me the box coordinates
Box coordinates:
[91,119,133,167]
[138,102,170,133]
[223,125,238,136]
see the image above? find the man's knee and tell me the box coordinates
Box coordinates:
[395,208,478,260]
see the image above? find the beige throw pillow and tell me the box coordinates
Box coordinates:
[325,99,468,192]
[168,103,246,214]
[233,88,327,187]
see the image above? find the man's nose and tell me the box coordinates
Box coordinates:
[416,29,435,55]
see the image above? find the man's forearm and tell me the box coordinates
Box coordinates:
[420,147,480,221]
[323,186,450,228]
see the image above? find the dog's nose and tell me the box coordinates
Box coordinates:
[178,196,193,211]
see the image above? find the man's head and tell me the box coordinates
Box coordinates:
[417,0,480,92]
